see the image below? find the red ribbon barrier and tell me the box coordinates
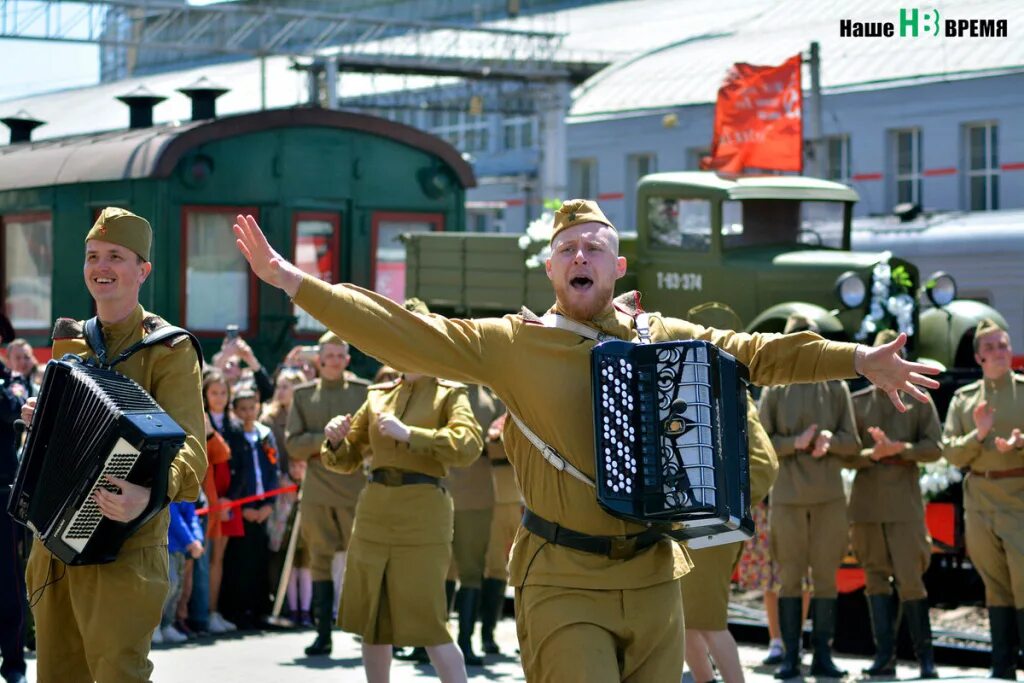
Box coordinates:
[195,484,298,516]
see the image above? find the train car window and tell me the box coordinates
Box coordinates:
[371,212,442,303]
[293,212,340,334]
[184,208,254,332]
[2,212,53,333]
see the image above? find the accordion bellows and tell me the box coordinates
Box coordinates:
[8,356,185,565]
[591,340,754,548]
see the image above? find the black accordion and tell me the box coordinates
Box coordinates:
[591,340,754,548]
[8,356,185,565]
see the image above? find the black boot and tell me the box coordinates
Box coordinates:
[303,580,334,656]
[903,599,938,679]
[394,646,430,663]
[809,597,846,678]
[989,606,1018,679]
[863,594,896,676]
[456,587,484,666]
[445,580,456,615]
[775,596,803,679]
[480,578,506,654]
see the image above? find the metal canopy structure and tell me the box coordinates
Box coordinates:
[0,0,606,82]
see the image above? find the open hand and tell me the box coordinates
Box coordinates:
[995,428,1024,453]
[868,426,905,460]
[854,334,940,412]
[378,412,411,442]
[811,429,833,458]
[233,215,305,297]
[794,423,818,451]
[973,401,995,439]
[93,476,151,523]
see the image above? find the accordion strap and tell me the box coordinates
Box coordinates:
[84,317,203,370]
[507,412,596,488]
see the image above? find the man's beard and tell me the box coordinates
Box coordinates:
[553,278,615,322]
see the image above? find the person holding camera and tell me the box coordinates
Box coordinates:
[216,325,274,402]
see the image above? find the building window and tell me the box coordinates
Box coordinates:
[965,122,999,210]
[431,106,491,154]
[824,135,851,184]
[686,147,710,171]
[569,158,598,199]
[184,207,254,332]
[893,129,923,206]
[371,212,443,303]
[626,153,657,227]
[502,116,537,150]
[2,212,52,332]
[293,212,340,334]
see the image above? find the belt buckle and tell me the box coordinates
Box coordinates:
[380,469,402,487]
[608,536,637,560]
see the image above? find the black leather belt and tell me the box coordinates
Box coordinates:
[369,468,441,488]
[490,459,512,467]
[521,509,666,560]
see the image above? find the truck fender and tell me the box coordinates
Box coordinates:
[745,302,844,336]
[918,300,1009,370]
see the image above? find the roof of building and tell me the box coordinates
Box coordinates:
[0,107,476,191]
[570,0,1024,117]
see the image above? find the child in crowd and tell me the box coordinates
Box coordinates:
[155,502,203,645]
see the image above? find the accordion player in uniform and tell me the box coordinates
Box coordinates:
[233,200,940,683]
[17,208,206,683]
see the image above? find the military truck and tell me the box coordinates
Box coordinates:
[404,172,1004,388]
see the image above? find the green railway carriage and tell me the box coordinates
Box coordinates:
[0,106,474,366]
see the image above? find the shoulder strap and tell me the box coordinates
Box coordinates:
[507,411,595,488]
[83,317,204,370]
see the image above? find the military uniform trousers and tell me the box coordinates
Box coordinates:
[515,578,684,683]
[965,506,1024,607]
[449,508,493,589]
[679,541,744,631]
[484,502,520,581]
[851,521,931,600]
[27,542,168,683]
[300,501,356,581]
[339,484,455,646]
[770,500,848,598]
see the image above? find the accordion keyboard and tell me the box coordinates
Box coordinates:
[61,438,142,552]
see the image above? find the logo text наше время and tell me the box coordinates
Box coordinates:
[840,9,1007,38]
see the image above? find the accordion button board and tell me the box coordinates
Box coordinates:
[590,339,755,548]
[8,356,187,565]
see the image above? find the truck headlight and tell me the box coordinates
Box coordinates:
[925,271,957,307]
[835,271,866,309]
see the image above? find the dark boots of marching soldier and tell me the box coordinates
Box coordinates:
[989,606,1018,680]
[456,586,484,666]
[304,580,334,656]
[809,597,846,678]
[775,596,804,679]
[902,598,938,679]
[479,578,506,654]
[863,594,897,677]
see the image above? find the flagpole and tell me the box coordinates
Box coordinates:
[808,41,824,178]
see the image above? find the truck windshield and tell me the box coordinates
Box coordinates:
[722,199,845,250]
[647,197,711,252]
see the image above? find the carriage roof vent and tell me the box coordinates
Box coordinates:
[117,86,167,130]
[1,110,45,144]
[177,77,229,122]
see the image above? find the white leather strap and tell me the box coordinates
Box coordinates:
[508,411,596,489]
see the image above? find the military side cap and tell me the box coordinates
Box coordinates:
[873,329,899,347]
[975,318,1005,339]
[783,314,819,335]
[86,207,152,262]
[551,199,615,242]
[317,331,347,348]
[404,297,430,315]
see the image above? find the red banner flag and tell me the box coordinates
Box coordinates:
[703,54,803,174]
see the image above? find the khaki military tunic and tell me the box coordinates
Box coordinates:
[446,385,503,588]
[680,394,780,631]
[321,375,482,645]
[26,306,205,683]
[293,277,858,680]
[485,436,522,581]
[285,376,368,580]
[850,386,941,600]
[942,372,1024,607]
[760,381,861,598]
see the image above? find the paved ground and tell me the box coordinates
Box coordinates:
[21,616,992,682]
